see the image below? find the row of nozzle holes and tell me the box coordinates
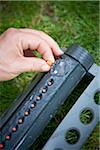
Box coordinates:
[0,78,54,149]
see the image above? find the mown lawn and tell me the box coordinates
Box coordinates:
[0,1,99,150]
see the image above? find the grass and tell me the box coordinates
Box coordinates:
[0,1,99,150]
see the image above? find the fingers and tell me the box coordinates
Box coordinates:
[17,57,50,73]
[19,28,64,56]
[19,32,55,63]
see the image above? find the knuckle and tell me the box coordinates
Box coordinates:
[6,28,20,37]
[5,28,21,39]
[7,28,17,33]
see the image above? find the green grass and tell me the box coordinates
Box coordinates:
[0,1,99,150]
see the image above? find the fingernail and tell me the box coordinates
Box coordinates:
[47,60,54,66]
[58,48,64,54]
[41,65,50,71]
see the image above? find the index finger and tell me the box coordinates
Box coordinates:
[19,32,55,63]
[19,29,64,56]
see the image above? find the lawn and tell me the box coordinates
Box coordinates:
[0,1,99,150]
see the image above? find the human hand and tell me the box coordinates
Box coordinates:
[0,28,63,81]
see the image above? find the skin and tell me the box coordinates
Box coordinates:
[0,28,63,81]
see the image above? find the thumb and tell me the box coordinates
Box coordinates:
[17,57,50,73]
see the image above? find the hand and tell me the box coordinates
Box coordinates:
[0,28,63,81]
